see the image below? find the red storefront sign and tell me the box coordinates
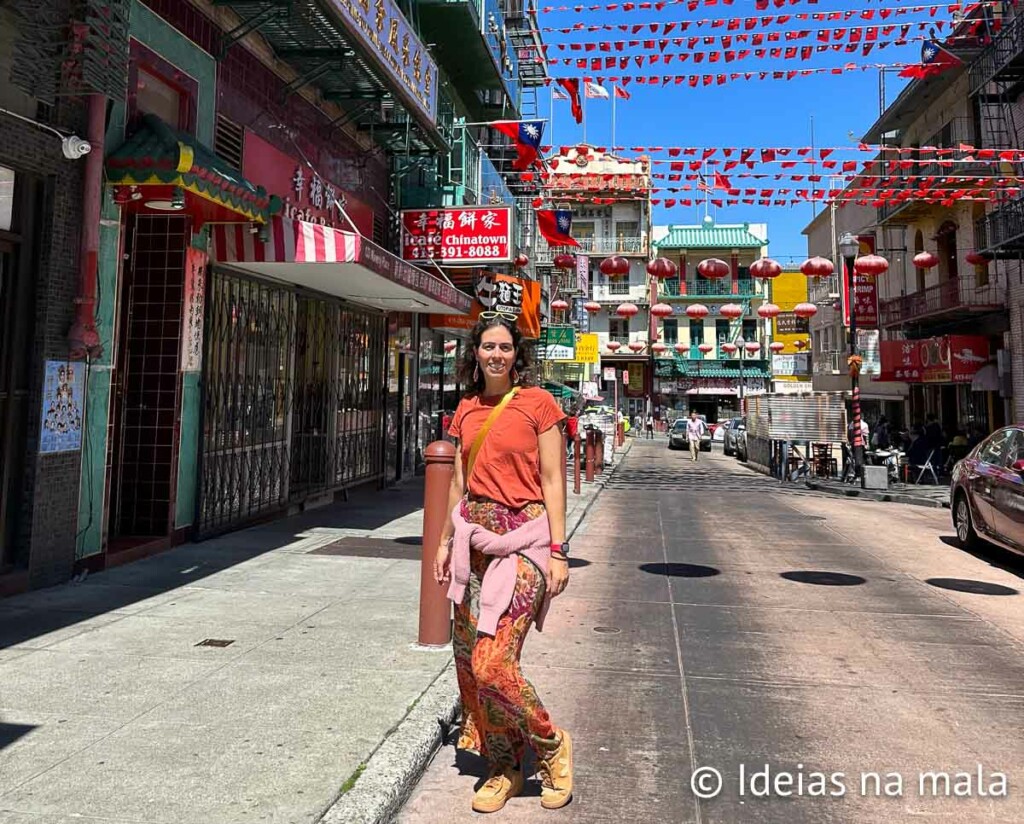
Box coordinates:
[400,206,513,265]
[242,133,375,235]
[841,234,878,328]
[877,336,989,383]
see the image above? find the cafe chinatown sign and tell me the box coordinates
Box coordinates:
[401,206,513,265]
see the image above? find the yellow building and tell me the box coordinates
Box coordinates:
[769,269,812,389]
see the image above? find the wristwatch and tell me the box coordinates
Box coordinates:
[550,542,570,557]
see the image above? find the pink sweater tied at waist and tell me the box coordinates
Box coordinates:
[446,503,552,637]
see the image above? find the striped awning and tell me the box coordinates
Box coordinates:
[210,216,471,315]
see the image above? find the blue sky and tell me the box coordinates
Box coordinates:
[537,0,932,259]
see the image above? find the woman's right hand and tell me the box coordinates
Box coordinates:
[434,540,451,585]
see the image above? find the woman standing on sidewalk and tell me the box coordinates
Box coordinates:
[434,314,574,813]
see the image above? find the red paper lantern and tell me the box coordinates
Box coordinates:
[583,300,601,313]
[794,302,818,319]
[800,256,834,278]
[606,341,622,352]
[854,254,889,277]
[514,253,529,268]
[769,341,785,353]
[912,251,938,270]
[650,302,673,319]
[744,341,761,355]
[652,342,668,355]
[646,257,678,279]
[721,342,738,354]
[698,343,714,354]
[685,303,710,320]
[750,257,782,280]
[720,303,744,320]
[794,339,808,350]
[550,299,569,312]
[757,302,781,319]
[616,302,639,318]
[600,255,630,278]
[697,257,730,280]
[965,250,991,266]
[674,342,688,354]
[553,253,576,271]
[628,341,645,353]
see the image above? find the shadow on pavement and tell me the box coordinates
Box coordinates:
[0,722,36,752]
[925,577,1019,596]
[779,570,867,586]
[0,478,426,651]
[638,562,720,578]
[938,535,1024,580]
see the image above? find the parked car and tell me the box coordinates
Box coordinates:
[668,416,712,452]
[951,426,1024,556]
[735,427,749,462]
[722,417,746,456]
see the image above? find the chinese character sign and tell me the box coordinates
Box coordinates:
[845,273,879,328]
[401,206,513,264]
[327,0,438,122]
[181,247,207,372]
[39,361,85,454]
[576,254,590,295]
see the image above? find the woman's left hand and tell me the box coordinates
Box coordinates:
[547,556,569,597]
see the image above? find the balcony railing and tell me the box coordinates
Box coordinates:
[661,279,761,297]
[572,236,648,255]
[814,351,844,375]
[593,283,647,301]
[878,277,1004,327]
[808,274,840,304]
[976,193,1024,253]
[969,11,1024,95]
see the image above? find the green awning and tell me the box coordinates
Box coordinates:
[655,354,771,379]
[654,222,767,250]
[542,381,580,401]
[106,114,271,222]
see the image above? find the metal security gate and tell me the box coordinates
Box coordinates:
[198,271,296,536]
[198,268,387,538]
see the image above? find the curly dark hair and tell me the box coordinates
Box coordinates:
[456,316,534,395]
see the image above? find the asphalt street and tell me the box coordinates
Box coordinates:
[399,439,1024,824]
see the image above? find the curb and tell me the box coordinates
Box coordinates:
[804,480,950,510]
[318,660,459,824]
[321,439,631,824]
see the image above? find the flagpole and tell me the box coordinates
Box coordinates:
[606,88,614,151]
[550,85,555,155]
[582,88,587,144]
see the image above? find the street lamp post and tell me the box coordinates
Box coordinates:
[735,336,746,412]
[839,232,864,478]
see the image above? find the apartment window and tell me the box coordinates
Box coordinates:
[715,319,729,344]
[742,320,757,341]
[609,318,629,341]
[615,221,639,239]
[662,318,678,344]
[574,222,595,240]
[688,320,703,345]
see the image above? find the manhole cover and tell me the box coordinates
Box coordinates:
[593,626,621,634]
[310,537,422,559]
[195,638,235,647]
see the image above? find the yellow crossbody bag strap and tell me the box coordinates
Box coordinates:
[466,387,519,482]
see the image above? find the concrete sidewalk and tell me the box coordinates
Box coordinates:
[0,448,624,824]
[804,477,951,508]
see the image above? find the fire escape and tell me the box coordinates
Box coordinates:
[972,7,1024,256]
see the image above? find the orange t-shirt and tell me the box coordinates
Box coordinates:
[448,386,566,509]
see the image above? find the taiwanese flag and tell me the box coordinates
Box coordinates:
[556,78,583,123]
[492,120,544,171]
[899,40,964,80]
[536,209,580,247]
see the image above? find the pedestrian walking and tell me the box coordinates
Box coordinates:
[645,413,655,439]
[434,314,574,814]
[686,409,706,461]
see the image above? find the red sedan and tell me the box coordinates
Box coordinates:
[950,425,1024,555]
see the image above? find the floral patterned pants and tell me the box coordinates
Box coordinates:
[453,498,561,769]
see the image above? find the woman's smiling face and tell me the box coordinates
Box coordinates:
[476,324,516,381]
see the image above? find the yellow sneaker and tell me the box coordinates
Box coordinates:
[537,729,574,809]
[471,764,524,813]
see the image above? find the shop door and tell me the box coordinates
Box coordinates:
[197,270,295,538]
[107,214,187,545]
[0,225,36,571]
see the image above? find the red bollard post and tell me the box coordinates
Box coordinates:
[617,422,625,447]
[419,441,454,646]
[595,431,605,474]
[573,433,582,495]
[585,429,595,483]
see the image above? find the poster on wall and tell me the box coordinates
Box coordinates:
[181,247,207,372]
[39,361,85,454]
